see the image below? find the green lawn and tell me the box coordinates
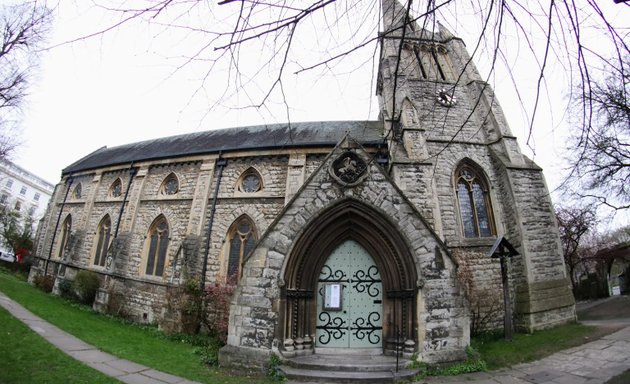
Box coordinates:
[0,268,617,382]
[472,323,605,370]
[605,369,630,384]
[0,306,119,384]
[0,269,271,384]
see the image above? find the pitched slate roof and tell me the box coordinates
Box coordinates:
[62,120,384,175]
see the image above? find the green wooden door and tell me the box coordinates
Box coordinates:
[316,240,383,348]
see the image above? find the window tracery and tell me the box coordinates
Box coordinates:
[93,215,111,267]
[73,183,82,199]
[455,163,495,238]
[58,215,72,259]
[237,168,263,193]
[144,216,169,277]
[226,216,257,278]
[110,178,122,198]
[160,173,179,195]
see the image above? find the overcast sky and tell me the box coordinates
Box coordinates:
[15,1,628,229]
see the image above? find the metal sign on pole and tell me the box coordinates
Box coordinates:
[488,236,520,341]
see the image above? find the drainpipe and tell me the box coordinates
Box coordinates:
[114,164,138,238]
[45,176,74,276]
[200,155,227,292]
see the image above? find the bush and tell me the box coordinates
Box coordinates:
[203,274,237,343]
[73,270,100,305]
[58,278,78,301]
[33,274,55,293]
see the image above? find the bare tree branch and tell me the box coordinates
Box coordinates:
[0,1,51,160]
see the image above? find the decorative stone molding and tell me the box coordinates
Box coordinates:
[329,151,368,187]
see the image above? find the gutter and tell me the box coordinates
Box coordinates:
[199,156,227,291]
[114,164,138,238]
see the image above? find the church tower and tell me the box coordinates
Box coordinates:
[377,0,576,331]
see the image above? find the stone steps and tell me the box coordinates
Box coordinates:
[278,353,419,383]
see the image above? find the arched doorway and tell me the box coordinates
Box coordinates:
[280,199,418,355]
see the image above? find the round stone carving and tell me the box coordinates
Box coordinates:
[330,151,367,186]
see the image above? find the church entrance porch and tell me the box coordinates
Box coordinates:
[315,240,383,349]
[279,199,419,358]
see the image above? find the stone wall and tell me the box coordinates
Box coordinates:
[221,143,469,367]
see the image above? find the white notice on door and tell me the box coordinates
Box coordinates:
[324,283,342,310]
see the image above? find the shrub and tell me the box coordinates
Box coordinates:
[73,270,100,305]
[58,278,78,301]
[33,274,55,293]
[203,274,237,343]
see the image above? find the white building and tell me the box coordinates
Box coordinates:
[0,160,55,257]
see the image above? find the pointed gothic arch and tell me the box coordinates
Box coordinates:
[159,173,179,195]
[142,215,170,277]
[224,215,258,279]
[236,167,263,194]
[454,159,496,238]
[57,215,72,259]
[93,214,112,267]
[401,97,418,128]
[280,198,418,351]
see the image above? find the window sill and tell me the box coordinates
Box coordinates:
[447,236,497,249]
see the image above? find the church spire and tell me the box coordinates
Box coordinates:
[381,0,412,35]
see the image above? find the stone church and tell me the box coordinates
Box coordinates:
[29,0,575,369]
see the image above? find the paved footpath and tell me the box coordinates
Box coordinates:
[419,325,630,384]
[0,291,201,384]
[2,290,630,384]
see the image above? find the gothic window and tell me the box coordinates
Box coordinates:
[401,98,418,127]
[58,215,72,259]
[409,43,454,82]
[73,183,82,199]
[237,168,262,193]
[226,216,257,278]
[455,163,495,238]
[144,215,169,277]
[110,178,123,198]
[160,173,179,195]
[93,215,112,267]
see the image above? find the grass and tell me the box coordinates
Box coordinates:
[0,306,119,384]
[0,267,618,382]
[0,269,272,384]
[605,369,630,384]
[472,323,604,370]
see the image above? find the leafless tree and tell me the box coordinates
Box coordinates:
[0,1,51,160]
[63,1,627,135]
[564,58,629,211]
[555,205,597,290]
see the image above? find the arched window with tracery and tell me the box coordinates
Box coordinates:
[226,216,257,278]
[455,162,496,238]
[58,215,72,259]
[237,168,263,194]
[93,215,111,267]
[160,173,179,195]
[110,178,122,198]
[72,183,82,199]
[144,215,170,277]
